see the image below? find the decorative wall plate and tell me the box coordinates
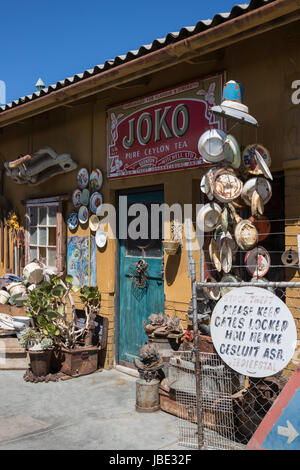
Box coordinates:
[90,192,103,214]
[78,205,89,224]
[67,210,79,230]
[96,228,107,248]
[90,168,103,191]
[80,188,90,206]
[72,189,82,208]
[198,129,226,163]
[77,168,89,189]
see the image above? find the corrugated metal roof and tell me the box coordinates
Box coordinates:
[0,0,275,114]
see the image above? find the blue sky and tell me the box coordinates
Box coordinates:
[0,0,240,104]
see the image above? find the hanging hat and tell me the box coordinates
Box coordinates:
[223,134,241,169]
[234,218,258,250]
[243,144,272,179]
[210,80,258,127]
[241,177,272,207]
[245,246,271,278]
[212,168,243,203]
[198,129,226,163]
[209,238,221,272]
[281,249,299,266]
[198,203,222,232]
[220,274,239,296]
[251,190,264,216]
[220,238,232,274]
[203,276,221,301]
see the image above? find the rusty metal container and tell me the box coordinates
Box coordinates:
[60,346,98,377]
[29,349,52,377]
[136,378,160,412]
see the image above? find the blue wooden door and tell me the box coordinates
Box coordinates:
[119,190,164,366]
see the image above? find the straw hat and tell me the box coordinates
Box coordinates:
[220,238,232,274]
[212,168,243,203]
[251,190,264,216]
[210,80,258,127]
[234,218,258,250]
[198,129,226,163]
[241,177,272,207]
[209,238,221,272]
[220,274,239,296]
[198,203,222,232]
[203,276,221,301]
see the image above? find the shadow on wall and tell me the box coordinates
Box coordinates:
[165,249,181,286]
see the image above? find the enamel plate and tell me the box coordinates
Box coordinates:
[78,205,89,224]
[96,228,107,248]
[90,168,103,191]
[90,192,103,214]
[67,210,79,230]
[72,189,82,209]
[77,168,89,189]
[80,188,90,206]
[243,144,271,176]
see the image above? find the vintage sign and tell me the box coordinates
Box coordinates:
[106,73,225,179]
[210,286,297,378]
[247,368,300,450]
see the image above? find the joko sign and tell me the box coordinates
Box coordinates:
[0,80,6,105]
[210,286,297,378]
[106,73,225,178]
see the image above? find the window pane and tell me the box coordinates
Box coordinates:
[47,248,56,267]
[30,247,37,262]
[39,247,46,264]
[38,228,47,246]
[30,227,38,245]
[48,227,56,246]
[30,207,38,226]
[39,207,47,226]
[48,206,57,226]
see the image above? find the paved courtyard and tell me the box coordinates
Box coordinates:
[0,369,181,450]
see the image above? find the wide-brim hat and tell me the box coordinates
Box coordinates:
[209,238,221,272]
[211,101,258,127]
[203,276,221,301]
[241,177,272,206]
[212,168,243,203]
[234,218,258,250]
[220,238,232,274]
[223,134,241,169]
[245,246,271,278]
[198,129,226,163]
[220,274,239,296]
[198,203,222,232]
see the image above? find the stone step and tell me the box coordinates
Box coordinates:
[0,336,28,370]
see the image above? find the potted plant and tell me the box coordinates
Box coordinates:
[19,327,53,377]
[24,274,101,377]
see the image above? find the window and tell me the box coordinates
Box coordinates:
[25,196,67,273]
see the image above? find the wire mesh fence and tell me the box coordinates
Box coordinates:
[168,283,300,450]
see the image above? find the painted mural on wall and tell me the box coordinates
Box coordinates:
[106,73,225,179]
[67,235,97,287]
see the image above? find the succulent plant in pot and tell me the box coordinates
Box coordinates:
[18,327,53,377]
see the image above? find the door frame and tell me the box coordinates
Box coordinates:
[114,184,164,366]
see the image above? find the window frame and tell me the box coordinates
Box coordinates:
[24,195,67,274]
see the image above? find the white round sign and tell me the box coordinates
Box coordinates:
[210,286,297,377]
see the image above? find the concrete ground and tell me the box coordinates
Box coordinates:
[0,369,182,450]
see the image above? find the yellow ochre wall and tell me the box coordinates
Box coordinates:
[0,21,300,370]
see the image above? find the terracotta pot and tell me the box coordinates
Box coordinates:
[29,349,52,377]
